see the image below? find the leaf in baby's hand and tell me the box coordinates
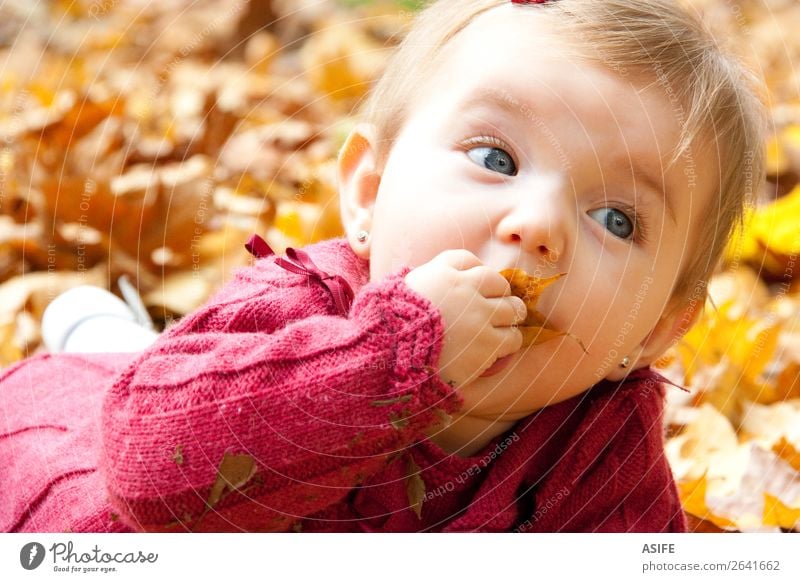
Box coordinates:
[207,452,258,508]
[499,269,586,351]
[405,454,425,520]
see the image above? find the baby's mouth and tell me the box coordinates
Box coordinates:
[479,353,515,378]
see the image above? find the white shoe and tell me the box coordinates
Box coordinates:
[42,283,159,353]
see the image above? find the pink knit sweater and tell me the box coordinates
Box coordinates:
[0,237,687,532]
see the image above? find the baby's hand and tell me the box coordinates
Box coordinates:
[404,249,527,390]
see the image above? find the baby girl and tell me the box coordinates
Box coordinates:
[0,0,765,532]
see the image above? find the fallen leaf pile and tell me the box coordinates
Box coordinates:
[653,0,800,532]
[1,0,800,532]
[0,0,411,363]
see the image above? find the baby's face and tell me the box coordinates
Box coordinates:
[362,6,716,417]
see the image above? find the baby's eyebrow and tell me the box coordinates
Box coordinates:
[626,162,678,225]
[455,87,530,122]
[457,88,678,224]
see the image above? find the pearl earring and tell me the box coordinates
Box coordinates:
[356,230,369,243]
[620,356,631,369]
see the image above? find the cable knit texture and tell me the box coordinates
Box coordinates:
[0,237,686,532]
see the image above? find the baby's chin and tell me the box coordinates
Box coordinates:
[468,344,604,419]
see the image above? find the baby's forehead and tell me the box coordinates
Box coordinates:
[425,58,686,166]
[430,9,675,127]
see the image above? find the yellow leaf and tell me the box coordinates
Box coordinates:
[724,209,759,267]
[763,493,800,529]
[781,123,800,157]
[772,437,800,471]
[273,201,343,246]
[677,475,738,530]
[724,184,800,277]
[751,186,800,256]
[774,363,800,401]
[765,134,789,176]
[738,321,782,385]
[0,320,23,367]
[300,24,384,103]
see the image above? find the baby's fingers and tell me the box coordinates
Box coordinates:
[487,296,528,327]
[493,325,524,358]
[463,266,514,298]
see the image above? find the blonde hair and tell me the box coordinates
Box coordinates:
[359,0,767,309]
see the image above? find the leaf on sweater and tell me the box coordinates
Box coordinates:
[405,454,425,520]
[348,432,364,448]
[172,445,184,466]
[389,409,410,430]
[370,393,413,407]
[207,452,258,508]
[499,269,585,351]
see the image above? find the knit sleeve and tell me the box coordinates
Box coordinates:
[519,381,687,533]
[99,258,463,533]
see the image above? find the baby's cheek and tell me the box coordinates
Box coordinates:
[567,293,635,352]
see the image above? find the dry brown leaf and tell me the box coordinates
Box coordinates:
[143,270,211,317]
[300,22,385,103]
[0,266,105,322]
[774,362,800,401]
[172,445,184,466]
[207,452,258,509]
[405,454,425,520]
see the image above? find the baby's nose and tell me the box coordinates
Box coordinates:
[508,234,559,263]
[496,198,568,263]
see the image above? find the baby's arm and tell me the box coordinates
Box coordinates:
[100,254,463,532]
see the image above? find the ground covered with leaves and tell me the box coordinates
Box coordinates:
[0,0,798,532]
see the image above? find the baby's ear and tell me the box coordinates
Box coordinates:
[607,293,705,381]
[640,295,705,364]
[337,123,381,259]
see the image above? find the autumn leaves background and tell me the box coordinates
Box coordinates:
[0,0,799,531]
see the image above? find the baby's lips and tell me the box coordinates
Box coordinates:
[479,354,514,377]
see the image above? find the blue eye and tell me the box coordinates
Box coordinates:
[588,207,635,240]
[466,146,517,176]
